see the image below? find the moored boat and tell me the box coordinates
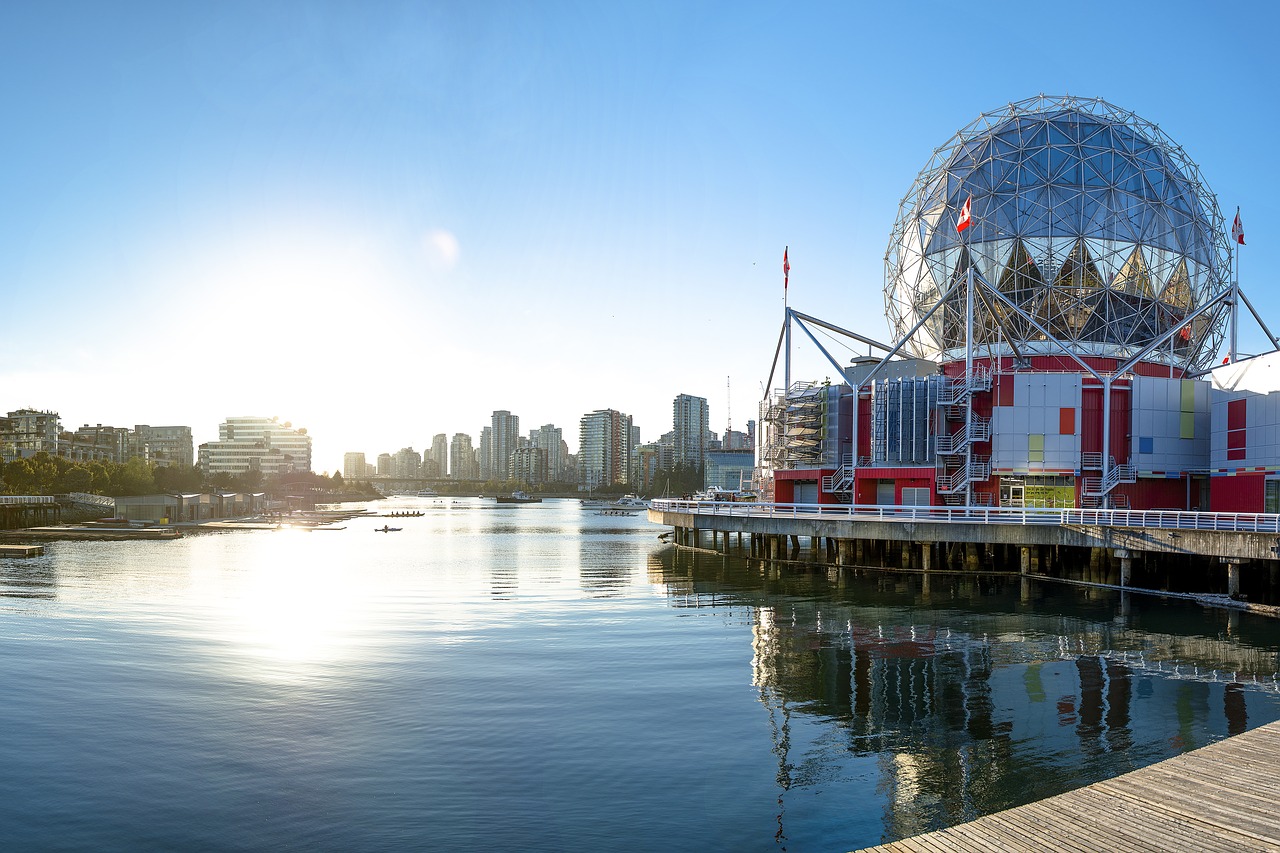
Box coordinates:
[495,490,542,504]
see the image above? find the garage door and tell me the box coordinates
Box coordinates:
[794,481,819,505]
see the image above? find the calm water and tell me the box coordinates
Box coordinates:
[3,498,1280,851]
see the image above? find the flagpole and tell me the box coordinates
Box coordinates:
[1231,207,1240,363]
[783,246,791,394]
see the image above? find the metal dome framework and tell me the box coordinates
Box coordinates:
[884,95,1233,371]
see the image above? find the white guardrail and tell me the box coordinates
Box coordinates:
[67,492,116,508]
[0,495,58,505]
[649,499,1280,535]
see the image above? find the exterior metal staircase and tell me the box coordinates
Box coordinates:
[936,414,991,454]
[936,457,991,494]
[1082,464,1137,497]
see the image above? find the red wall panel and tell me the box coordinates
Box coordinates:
[1080,383,1129,461]
[1210,474,1265,513]
[1228,399,1247,431]
[1115,478,1198,511]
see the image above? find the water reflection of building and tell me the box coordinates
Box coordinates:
[652,548,1280,840]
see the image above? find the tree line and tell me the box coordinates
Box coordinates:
[0,452,371,498]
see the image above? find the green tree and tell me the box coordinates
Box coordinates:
[58,466,93,493]
[109,457,155,496]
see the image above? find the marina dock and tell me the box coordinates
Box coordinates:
[0,544,44,557]
[857,719,1280,852]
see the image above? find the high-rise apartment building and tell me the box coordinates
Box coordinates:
[431,433,449,477]
[479,427,492,480]
[344,452,367,480]
[393,447,421,479]
[450,433,476,480]
[532,424,564,481]
[510,447,548,485]
[490,411,520,481]
[578,409,633,489]
[673,394,710,468]
[377,453,393,476]
[198,416,313,475]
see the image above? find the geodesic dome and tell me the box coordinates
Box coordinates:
[884,95,1232,370]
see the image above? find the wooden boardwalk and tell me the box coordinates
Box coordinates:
[858,720,1280,852]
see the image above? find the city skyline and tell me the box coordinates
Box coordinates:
[4,4,1278,474]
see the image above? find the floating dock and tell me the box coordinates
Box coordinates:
[0,545,43,557]
[858,719,1280,852]
[8,527,182,541]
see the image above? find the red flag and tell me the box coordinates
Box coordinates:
[956,195,973,233]
[1232,208,1245,245]
[783,247,790,291]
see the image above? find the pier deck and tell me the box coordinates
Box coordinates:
[857,720,1280,852]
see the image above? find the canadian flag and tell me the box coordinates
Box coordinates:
[956,195,973,233]
[1232,208,1245,245]
[783,247,790,291]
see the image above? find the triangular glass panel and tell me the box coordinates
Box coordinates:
[1161,259,1193,311]
[1114,246,1156,298]
[1054,239,1105,294]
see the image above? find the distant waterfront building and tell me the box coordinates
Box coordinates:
[55,423,195,468]
[62,424,131,464]
[705,450,755,491]
[479,427,493,480]
[722,429,751,452]
[634,443,664,492]
[532,424,564,481]
[579,409,632,489]
[198,416,313,476]
[0,409,61,460]
[450,433,477,480]
[490,411,520,481]
[376,453,392,476]
[393,447,422,479]
[673,394,709,469]
[431,433,449,477]
[344,452,367,480]
[510,447,548,486]
[132,425,194,468]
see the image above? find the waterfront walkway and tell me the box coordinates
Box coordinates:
[857,719,1280,852]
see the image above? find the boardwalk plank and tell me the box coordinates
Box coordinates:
[1090,782,1280,848]
[854,722,1280,853]
[1069,786,1249,853]
[1107,765,1280,825]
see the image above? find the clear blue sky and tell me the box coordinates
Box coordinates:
[3,1,1277,472]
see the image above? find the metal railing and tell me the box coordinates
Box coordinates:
[650,498,1280,534]
[67,492,115,508]
[0,495,57,505]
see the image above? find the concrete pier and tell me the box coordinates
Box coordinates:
[649,501,1280,603]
